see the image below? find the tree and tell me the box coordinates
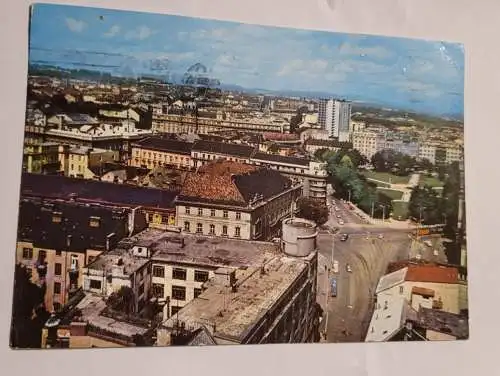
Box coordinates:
[345,149,368,168]
[408,186,442,224]
[296,197,329,225]
[371,150,395,172]
[313,148,330,161]
[107,286,135,315]
[340,154,354,169]
[10,264,49,348]
[394,154,416,176]
[289,106,309,133]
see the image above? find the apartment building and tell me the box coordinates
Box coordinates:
[304,138,353,155]
[22,142,60,174]
[418,143,463,165]
[318,99,352,141]
[157,249,320,345]
[175,160,302,240]
[130,136,192,170]
[59,145,118,178]
[152,113,288,134]
[352,130,382,160]
[191,140,255,168]
[16,197,142,312]
[20,172,179,231]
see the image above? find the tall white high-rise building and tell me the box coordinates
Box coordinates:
[318,99,352,141]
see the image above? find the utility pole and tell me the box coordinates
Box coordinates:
[382,205,386,222]
[371,201,375,218]
[348,190,351,203]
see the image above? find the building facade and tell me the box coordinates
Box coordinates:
[318,99,352,141]
[130,136,192,170]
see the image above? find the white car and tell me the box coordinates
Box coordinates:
[336,214,341,218]
[339,219,345,225]
[378,234,384,239]
[346,264,352,273]
[333,260,339,273]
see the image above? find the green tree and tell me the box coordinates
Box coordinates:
[289,106,309,133]
[107,286,135,315]
[10,264,50,348]
[313,148,330,161]
[371,150,397,172]
[340,154,354,169]
[296,197,329,225]
[408,186,442,224]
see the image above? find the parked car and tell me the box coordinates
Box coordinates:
[346,263,352,273]
[340,234,349,242]
[333,260,339,274]
[339,219,345,225]
[378,234,384,239]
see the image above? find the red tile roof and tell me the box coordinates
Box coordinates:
[405,265,458,284]
[197,160,257,176]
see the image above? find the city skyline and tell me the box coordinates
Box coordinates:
[29,4,464,117]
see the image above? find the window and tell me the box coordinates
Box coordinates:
[53,302,62,312]
[54,282,61,295]
[89,279,101,290]
[210,209,216,217]
[209,224,215,235]
[194,270,209,283]
[152,283,164,297]
[399,286,404,294]
[55,263,62,276]
[172,285,186,301]
[52,212,62,223]
[38,250,47,260]
[222,225,228,236]
[22,247,33,259]
[184,221,191,232]
[153,266,165,278]
[70,163,74,171]
[89,216,101,228]
[185,206,190,215]
[56,250,62,256]
[194,288,202,299]
[138,283,145,296]
[196,223,203,234]
[235,226,241,238]
[198,207,203,216]
[223,210,228,219]
[173,268,187,280]
[236,212,241,220]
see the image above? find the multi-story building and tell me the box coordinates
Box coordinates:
[20,172,179,231]
[318,99,352,141]
[418,143,463,165]
[352,130,382,160]
[381,137,419,158]
[16,197,144,312]
[22,142,60,174]
[418,143,437,164]
[60,145,119,178]
[152,113,288,134]
[156,219,320,346]
[191,140,255,168]
[304,139,353,155]
[130,136,192,170]
[175,160,302,240]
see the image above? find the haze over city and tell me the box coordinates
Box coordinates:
[29,4,464,117]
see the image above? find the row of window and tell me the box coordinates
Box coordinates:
[184,221,241,237]
[184,206,241,220]
[135,150,190,162]
[152,266,209,282]
[151,284,203,301]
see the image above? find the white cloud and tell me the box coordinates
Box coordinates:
[393,80,441,98]
[104,25,121,38]
[65,18,87,33]
[125,26,155,40]
[277,59,328,76]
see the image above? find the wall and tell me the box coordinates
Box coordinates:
[151,262,215,317]
[130,146,191,169]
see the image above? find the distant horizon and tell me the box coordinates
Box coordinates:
[28,4,465,118]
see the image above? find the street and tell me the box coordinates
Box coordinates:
[317,196,413,342]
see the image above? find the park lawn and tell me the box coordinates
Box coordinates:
[419,175,444,188]
[361,171,410,185]
[392,201,409,221]
[377,188,404,201]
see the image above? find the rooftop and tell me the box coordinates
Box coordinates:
[192,140,256,158]
[68,146,112,155]
[416,307,469,339]
[20,173,179,210]
[178,163,295,207]
[161,252,314,343]
[132,136,192,155]
[252,152,310,167]
[76,293,149,337]
[405,264,459,284]
[305,138,353,149]
[376,267,408,294]
[365,296,417,342]
[147,229,279,267]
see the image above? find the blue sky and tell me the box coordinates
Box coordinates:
[29,4,464,117]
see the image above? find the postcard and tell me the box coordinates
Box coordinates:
[11,3,467,349]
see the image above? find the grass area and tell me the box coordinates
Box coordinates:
[392,201,409,221]
[361,171,410,185]
[377,188,404,201]
[419,175,444,188]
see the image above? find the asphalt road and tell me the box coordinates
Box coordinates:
[316,198,413,343]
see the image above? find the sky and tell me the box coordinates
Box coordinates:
[28,4,464,117]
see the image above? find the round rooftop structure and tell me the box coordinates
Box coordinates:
[281,217,318,257]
